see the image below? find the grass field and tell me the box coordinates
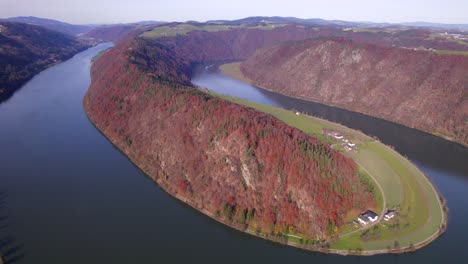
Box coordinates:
[141,23,286,39]
[434,49,468,56]
[342,28,396,34]
[210,63,446,252]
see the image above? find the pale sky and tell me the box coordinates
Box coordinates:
[0,0,467,25]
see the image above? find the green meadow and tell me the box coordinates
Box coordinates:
[211,63,446,252]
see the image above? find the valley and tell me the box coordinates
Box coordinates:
[0,13,466,262]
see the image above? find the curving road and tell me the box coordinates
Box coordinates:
[325,160,446,255]
[338,161,387,238]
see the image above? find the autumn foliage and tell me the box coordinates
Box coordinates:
[241,38,468,146]
[84,29,377,240]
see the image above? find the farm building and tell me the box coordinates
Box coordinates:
[384,210,396,221]
[358,210,378,226]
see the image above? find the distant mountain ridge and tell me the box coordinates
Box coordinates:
[1,16,94,35]
[207,16,361,27]
[208,16,468,31]
[401,21,468,30]
[2,16,467,36]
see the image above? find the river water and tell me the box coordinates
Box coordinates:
[0,46,466,263]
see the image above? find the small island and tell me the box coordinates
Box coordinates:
[217,62,447,254]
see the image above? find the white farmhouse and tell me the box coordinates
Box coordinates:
[358,210,378,226]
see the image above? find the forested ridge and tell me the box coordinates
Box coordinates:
[84,27,377,240]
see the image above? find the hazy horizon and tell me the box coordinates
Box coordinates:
[1,0,468,25]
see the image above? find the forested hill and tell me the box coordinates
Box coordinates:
[82,24,138,42]
[240,38,468,146]
[84,24,377,241]
[0,22,90,103]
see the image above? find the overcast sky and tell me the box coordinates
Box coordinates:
[1,0,467,25]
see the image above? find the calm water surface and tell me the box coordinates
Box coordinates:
[0,47,466,263]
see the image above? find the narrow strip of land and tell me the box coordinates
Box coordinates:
[205,62,447,254]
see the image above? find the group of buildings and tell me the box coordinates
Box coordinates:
[322,128,357,151]
[441,32,467,40]
[356,209,397,226]
[321,130,400,228]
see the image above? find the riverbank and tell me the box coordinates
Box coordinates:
[84,57,446,255]
[214,64,447,254]
[219,62,465,148]
[0,39,464,262]
[82,100,338,255]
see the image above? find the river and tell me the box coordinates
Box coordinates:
[0,46,466,263]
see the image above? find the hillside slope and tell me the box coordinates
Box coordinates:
[83,24,137,42]
[0,22,90,103]
[84,29,377,241]
[241,38,468,146]
[2,16,93,35]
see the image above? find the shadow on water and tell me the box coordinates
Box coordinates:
[0,236,15,249]
[0,192,25,264]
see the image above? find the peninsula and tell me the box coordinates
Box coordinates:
[218,62,447,253]
[84,21,448,254]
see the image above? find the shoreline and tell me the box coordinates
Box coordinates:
[215,63,447,254]
[219,62,466,148]
[82,99,334,254]
[82,56,446,256]
[84,99,447,255]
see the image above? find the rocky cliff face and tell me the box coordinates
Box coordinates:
[84,31,376,240]
[241,38,468,146]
